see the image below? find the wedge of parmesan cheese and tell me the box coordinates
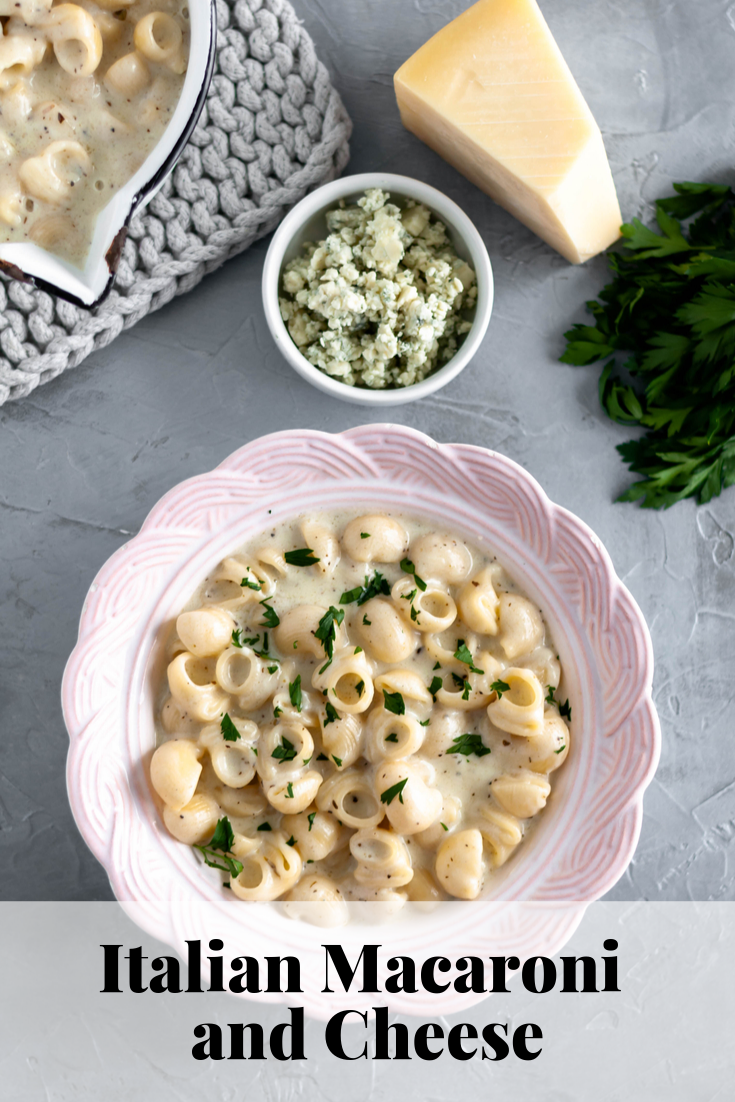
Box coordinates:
[394,0,622,263]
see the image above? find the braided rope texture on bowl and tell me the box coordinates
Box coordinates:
[0,0,352,405]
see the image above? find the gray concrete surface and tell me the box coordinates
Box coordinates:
[1,0,734,903]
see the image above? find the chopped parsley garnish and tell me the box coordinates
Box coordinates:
[240,575,262,591]
[360,532,370,539]
[428,675,443,701]
[419,718,430,726]
[273,705,282,719]
[554,744,567,754]
[340,570,391,606]
[284,548,320,567]
[385,732,399,743]
[324,701,340,725]
[289,674,302,712]
[380,777,408,805]
[383,689,405,715]
[316,753,328,761]
[410,604,421,623]
[433,661,441,670]
[313,605,345,672]
[194,816,243,879]
[220,713,240,742]
[441,822,448,831]
[462,680,471,701]
[546,685,572,721]
[253,631,279,663]
[267,665,278,674]
[231,629,243,648]
[490,679,511,698]
[257,821,272,832]
[362,614,372,626]
[400,557,427,591]
[307,812,316,830]
[355,679,365,697]
[272,736,297,763]
[259,598,280,628]
[285,782,294,799]
[454,640,484,675]
[354,646,363,654]
[286,836,296,846]
[447,733,491,758]
[332,755,342,767]
[401,588,417,603]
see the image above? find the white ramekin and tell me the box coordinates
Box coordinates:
[261,172,494,406]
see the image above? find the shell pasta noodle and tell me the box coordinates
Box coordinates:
[0,0,189,265]
[151,510,571,924]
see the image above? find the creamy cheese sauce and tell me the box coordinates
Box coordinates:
[152,510,571,921]
[0,0,189,266]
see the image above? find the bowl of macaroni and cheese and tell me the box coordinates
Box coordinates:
[261,173,494,405]
[62,426,660,1014]
[0,0,216,307]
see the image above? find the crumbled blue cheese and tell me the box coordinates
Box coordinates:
[279,189,477,389]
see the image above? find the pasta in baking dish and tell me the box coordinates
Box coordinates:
[0,0,188,265]
[151,511,571,923]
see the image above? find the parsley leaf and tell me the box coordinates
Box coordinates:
[490,679,511,697]
[324,701,340,725]
[400,557,427,591]
[428,675,443,701]
[332,755,342,767]
[380,777,408,805]
[220,713,240,742]
[307,812,316,830]
[447,733,491,758]
[340,570,391,606]
[454,640,484,675]
[259,598,280,628]
[289,674,302,712]
[360,532,370,539]
[546,685,572,721]
[362,613,372,626]
[240,575,262,591]
[562,180,735,507]
[194,816,243,878]
[257,821,272,832]
[286,836,296,846]
[285,782,294,799]
[382,689,405,715]
[313,606,345,672]
[554,744,567,755]
[272,736,297,763]
[385,732,399,743]
[284,548,320,567]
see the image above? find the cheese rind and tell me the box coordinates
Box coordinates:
[394,0,622,263]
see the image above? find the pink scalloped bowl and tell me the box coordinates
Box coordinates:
[62,426,660,1016]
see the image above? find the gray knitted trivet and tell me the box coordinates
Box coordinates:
[0,0,352,406]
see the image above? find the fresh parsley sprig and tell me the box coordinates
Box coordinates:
[562,181,735,507]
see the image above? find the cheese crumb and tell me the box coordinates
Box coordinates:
[279,189,477,390]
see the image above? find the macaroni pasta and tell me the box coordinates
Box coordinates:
[151,511,571,923]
